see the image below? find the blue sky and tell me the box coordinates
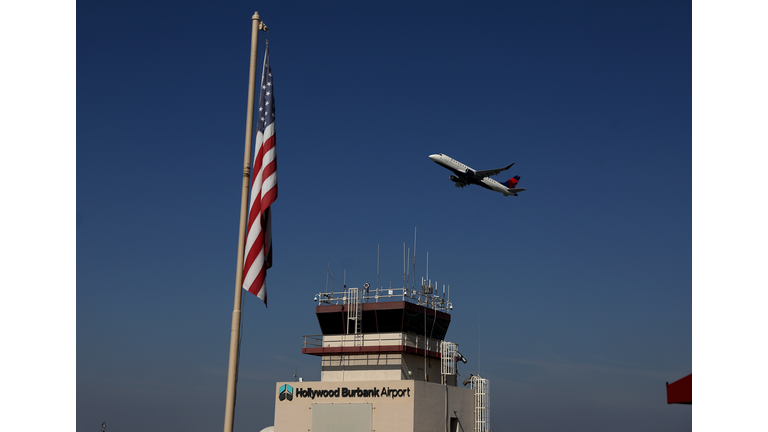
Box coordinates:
[70,1,696,431]
[20,0,768,431]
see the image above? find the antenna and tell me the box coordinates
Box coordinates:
[421,254,434,299]
[423,259,427,381]
[403,243,406,290]
[294,366,297,382]
[377,244,380,298]
[407,248,410,290]
[413,228,417,289]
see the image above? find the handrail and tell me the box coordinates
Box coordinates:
[302,333,443,352]
[313,286,452,312]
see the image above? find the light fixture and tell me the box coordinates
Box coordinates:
[462,374,474,386]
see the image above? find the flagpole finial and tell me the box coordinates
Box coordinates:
[252,11,268,32]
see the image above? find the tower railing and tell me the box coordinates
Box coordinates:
[303,332,443,353]
[314,286,452,313]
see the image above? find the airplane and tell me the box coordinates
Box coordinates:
[428,153,526,196]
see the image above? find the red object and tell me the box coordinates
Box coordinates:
[243,46,277,306]
[666,374,692,404]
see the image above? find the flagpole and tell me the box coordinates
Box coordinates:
[224,11,266,432]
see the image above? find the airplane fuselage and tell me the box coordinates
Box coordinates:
[428,153,525,196]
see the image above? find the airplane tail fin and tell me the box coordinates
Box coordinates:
[501,175,521,188]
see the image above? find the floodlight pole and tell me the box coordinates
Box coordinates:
[223,11,267,432]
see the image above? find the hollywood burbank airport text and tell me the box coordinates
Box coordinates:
[295,386,411,400]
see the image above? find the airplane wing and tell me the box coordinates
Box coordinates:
[473,163,514,179]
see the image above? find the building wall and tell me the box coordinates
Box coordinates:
[274,380,473,432]
[319,353,449,383]
[321,354,404,381]
[412,381,474,432]
[310,403,372,432]
[402,353,447,384]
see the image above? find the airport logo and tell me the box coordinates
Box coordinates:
[278,384,293,401]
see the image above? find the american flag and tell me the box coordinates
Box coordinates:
[243,46,277,305]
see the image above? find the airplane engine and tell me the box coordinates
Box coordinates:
[450,175,466,188]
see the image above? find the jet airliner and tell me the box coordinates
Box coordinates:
[429,153,526,196]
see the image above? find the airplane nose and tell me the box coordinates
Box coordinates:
[429,154,439,161]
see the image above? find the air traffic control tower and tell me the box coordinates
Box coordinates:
[273,282,491,432]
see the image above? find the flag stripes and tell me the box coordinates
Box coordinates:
[243,46,276,305]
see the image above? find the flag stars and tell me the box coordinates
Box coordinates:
[253,49,275,130]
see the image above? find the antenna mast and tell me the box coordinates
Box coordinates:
[377,244,380,301]
[407,248,410,290]
[325,264,330,293]
[413,228,417,289]
[403,243,406,290]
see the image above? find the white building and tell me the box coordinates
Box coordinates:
[273,286,490,432]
